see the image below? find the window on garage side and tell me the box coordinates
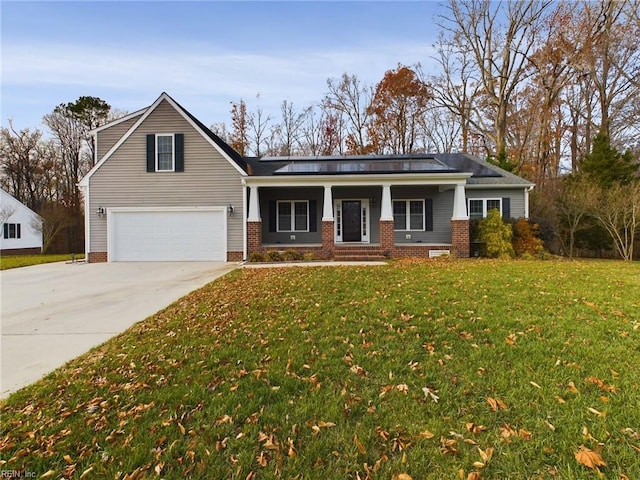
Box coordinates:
[2,223,21,239]
[156,134,174,171]
[277,200,309,232]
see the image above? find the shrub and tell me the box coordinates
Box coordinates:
[264,250,283,262]
[302,252,318,261]
[477,209,514,258]
[282,249,303,261]
[512,218,545,257]
[248,252,264,262]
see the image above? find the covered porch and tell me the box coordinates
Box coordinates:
[244,173,472,260]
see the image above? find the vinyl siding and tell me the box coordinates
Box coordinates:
[466,187,527,219]
[89,99,244,254]
[96,115,143,160]
[391,186,453,244]
[260,187,324,244]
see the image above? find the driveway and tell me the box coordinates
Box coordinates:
[0,261,237,398]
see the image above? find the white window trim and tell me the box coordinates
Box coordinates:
[333,199,370,243]
[468,198,502,219]
[155,133,175,172]
[276,200,309,232]
[393,199,425,231]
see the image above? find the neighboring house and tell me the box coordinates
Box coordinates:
[79,92,534,263]
[0,189,43,255]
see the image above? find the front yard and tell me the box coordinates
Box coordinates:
[0,254,84,270]
[1,259,638,479]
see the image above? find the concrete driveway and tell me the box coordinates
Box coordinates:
[0,261,237,398]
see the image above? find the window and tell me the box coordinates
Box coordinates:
[3,223,21,239]
[156,134,174,171]
[277,201,309,232]
[468,198,502,219]
[393,200,425,231]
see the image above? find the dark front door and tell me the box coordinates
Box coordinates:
[342,200,361,242]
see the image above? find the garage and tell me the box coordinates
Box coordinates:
[108,207,226,261]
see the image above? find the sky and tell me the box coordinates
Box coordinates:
[1,1,447,132]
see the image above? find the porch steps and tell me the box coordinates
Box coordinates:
[333,246,387,262]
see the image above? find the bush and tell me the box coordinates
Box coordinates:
[477,209,514,258]
[282,249,303,261]
[248,252,264,262]
[512,218,545,257]
[302,252,319,261]
[264,250,283,262]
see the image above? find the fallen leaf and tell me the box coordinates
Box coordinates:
[392,474,413,480]
[486,397,507,411]
[354,434,366,454]
[422,386,440,403]
[419,430,435,439]
[588,407,606,418]
[40,471,55,479]
[466,423,487,434]
[568,382,580,394]
[575,445,607,469]
[530,381,541,389]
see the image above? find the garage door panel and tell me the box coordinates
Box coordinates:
[110,209,226,261]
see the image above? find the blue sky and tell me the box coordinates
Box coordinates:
[1,1,446,132]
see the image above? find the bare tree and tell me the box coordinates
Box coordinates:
[246,94,272,157]
[275,100,310,156]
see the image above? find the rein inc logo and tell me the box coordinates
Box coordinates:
[1,472,36,478]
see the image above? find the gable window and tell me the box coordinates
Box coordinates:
[393,200,425,231]
[146,133,184,172]
[468,198,502,219]
[3,223,21,239]
[156,134,175,171]
[277,201,309,232]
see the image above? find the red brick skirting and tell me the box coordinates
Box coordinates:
[321,221,334,259]
[380,220,395,253]
[247,221,262,255]
[392,244,453,258]
[227,251,243,262]
[0,247,43,256]
[451,219,470,258]
[88,251,108,263]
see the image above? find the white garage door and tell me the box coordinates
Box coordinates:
[109,208,226,261]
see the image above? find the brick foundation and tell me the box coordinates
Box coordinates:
[88,251,108,263]
[227,251,243,262]
[0,247,43,256]
[451,219,470,258]
[392,244,453,258]
[379,220,395,254]
[247,221,262,255]
[321,220,334,259]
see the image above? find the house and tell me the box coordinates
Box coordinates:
[0,188,43,255]
[79,92,534,263]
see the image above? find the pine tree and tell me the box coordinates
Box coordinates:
[581,133,637,187]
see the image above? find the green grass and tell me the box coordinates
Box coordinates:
[0,253,84,270]
[1,259,639,479]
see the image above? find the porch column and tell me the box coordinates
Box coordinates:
[322,185,334,259]
[451,183,470,258]
[247,186,262,255]
[248,185,261,221]
[379,184,394,254]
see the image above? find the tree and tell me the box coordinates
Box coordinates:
[477,208,515,258]
[229,99,249,156]
[438,0,553,157]
[64,96,111,167]
[324,73,372,154]
[366,64,432,154]
[591,181,640,261]
[275,100,310,156]
[581,132,637,187]
[553,176,599,257]
[246,94,272,157]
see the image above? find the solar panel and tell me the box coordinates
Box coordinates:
[274,159,457,175]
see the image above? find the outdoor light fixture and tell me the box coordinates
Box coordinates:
[96,206,106,217]
[227,204,235,216]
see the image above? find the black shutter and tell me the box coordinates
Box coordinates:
[425,198,433,231]
[2,223,7,239]
[309,200,317,232]
[502,197,511,219]
[268,200,277,232]
[175,134,184,172]
[146,134,155,172]
[16,223,21,239]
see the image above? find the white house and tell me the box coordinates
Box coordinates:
[0,189,43,255]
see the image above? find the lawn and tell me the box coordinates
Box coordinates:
[1,259,638,479]
[0,253,84,270]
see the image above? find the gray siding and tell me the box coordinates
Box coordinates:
[96,115,142,160]
[466,187,527,219]
[260,187,324,244]
[89,99,244,254]
[391,186,453,244]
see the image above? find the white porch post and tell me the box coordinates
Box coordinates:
[451,183,469,220]
[248,185,261,221]
[380,184,393,221]
[322,185,333,221]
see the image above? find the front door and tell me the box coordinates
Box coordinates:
[342,200,362,242]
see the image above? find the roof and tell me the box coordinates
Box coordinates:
[244,153,534,186]
[0,188,43,221]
